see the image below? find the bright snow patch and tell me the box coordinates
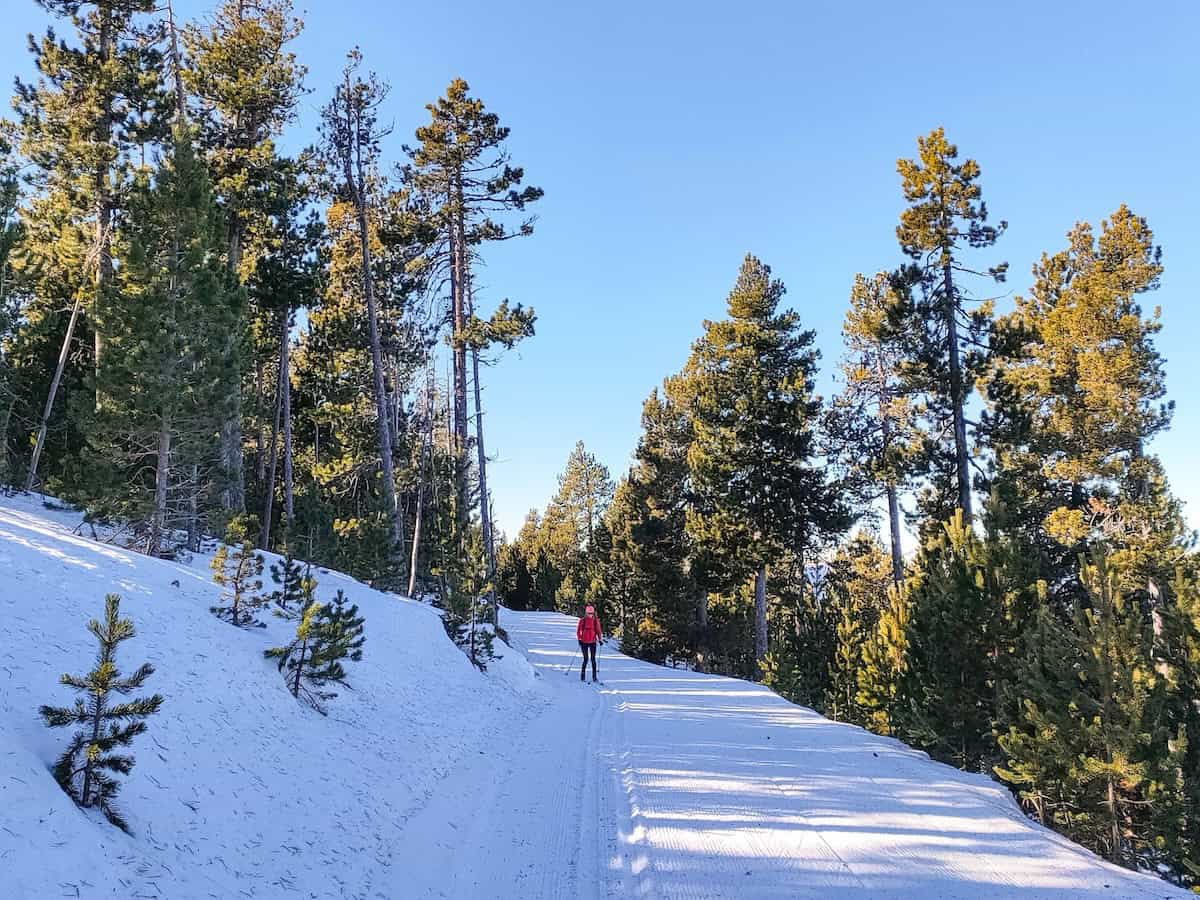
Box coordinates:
[0,494,1190,898]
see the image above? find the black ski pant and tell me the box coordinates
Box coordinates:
[579,641,598,680]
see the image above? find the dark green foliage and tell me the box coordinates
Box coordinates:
[269,544,316,619]
[266,588,365,713]
[892,508,1036,772]
[78,132,239,552]
[499,442,614,618]
[39,593,163,832]
[998,553,1189,877]
[437,525,499,670]
[676,254,847,668]
[211,514,266,626]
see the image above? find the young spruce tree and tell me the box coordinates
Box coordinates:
[211,514,266,626]
[266,588,365,713]
[39,594,163,832]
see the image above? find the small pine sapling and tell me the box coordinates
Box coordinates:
[265,589,365,714]
[211,515,266,627]
[269,545,317,619]
[39,594,163,832]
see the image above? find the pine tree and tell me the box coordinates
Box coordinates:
[265,588,365,714]
[599,388,700,663]
[823,533,894,724]
[319,51,405,576]
[183,0,307,512]
[83,131,238,554]
[269,544,316,619]
[14,0,167,489]
[995,603,1085,827]
[825,273,919,584]
[0,130,22,483]
[39,593,163,832]
[250,177,321,548]
[893,506,1036,771]
[892,128,1007,523]
[211,514,266,626]
[676,254,844,671]
[856,581,910,736]
[533,441,614,613]
[1160,566,1200,884]
[405,77,541,572]
[999,552,1186,871]
[985,206,1184,600]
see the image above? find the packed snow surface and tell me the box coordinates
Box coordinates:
[0,493,1189,899]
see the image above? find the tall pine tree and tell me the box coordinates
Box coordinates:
[677,254,843,671]
[891,128,1007,523]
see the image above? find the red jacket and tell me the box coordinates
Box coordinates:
[577,614,602,644]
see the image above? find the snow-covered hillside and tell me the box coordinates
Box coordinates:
[0,493,538,898]
[0,494,1190,899]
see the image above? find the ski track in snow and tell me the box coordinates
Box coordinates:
[0,495,1192,899]
[494,611,1188,900]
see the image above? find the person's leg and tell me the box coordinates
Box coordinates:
[580,641,587,680]
[589,642,598,680]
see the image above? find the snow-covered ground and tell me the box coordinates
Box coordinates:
[0,494,1189,898]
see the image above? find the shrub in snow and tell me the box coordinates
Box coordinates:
[210,514,266,627]
[266,589,365,714]
[269,545,317,620]
[39,593,163,832]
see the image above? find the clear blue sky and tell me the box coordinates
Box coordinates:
[8,1,1200,538]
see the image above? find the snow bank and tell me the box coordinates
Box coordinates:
[0,493,540,898]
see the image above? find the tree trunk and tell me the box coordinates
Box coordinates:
[27,295,84,491]
[259,338,284,549]
[281,322,294,530]
[885,483,904,586]
[186,463,200,552]
[407,440,427,598]
[345,129,403,565]
[754,566,768,672]
[407,367,433,598]
[92,9,114,389]
[469,319,498,621]
[254,358,266,488]
[148,412,172,557]
[450,176,470,531]
[218,205,245,513]
[81,695,105,809]
[0,391,13,484]
[943,261,972,521]
[1107,777,1121,864]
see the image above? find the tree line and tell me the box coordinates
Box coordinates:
[0,1,536,639]
[498,130,1200,884]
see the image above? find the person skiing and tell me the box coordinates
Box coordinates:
[577,605,603,682]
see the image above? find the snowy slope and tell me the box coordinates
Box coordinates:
[0,493,538,899]
[0,494,1191,899]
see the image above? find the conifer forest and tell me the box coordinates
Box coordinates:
[2,0,1199,892]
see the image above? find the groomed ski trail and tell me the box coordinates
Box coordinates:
[400,609,1190,900]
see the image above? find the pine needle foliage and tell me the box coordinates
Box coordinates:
[211,514,266,626]
[39,594,163,832]
[266,589,365,714]
[269,544,317,619]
